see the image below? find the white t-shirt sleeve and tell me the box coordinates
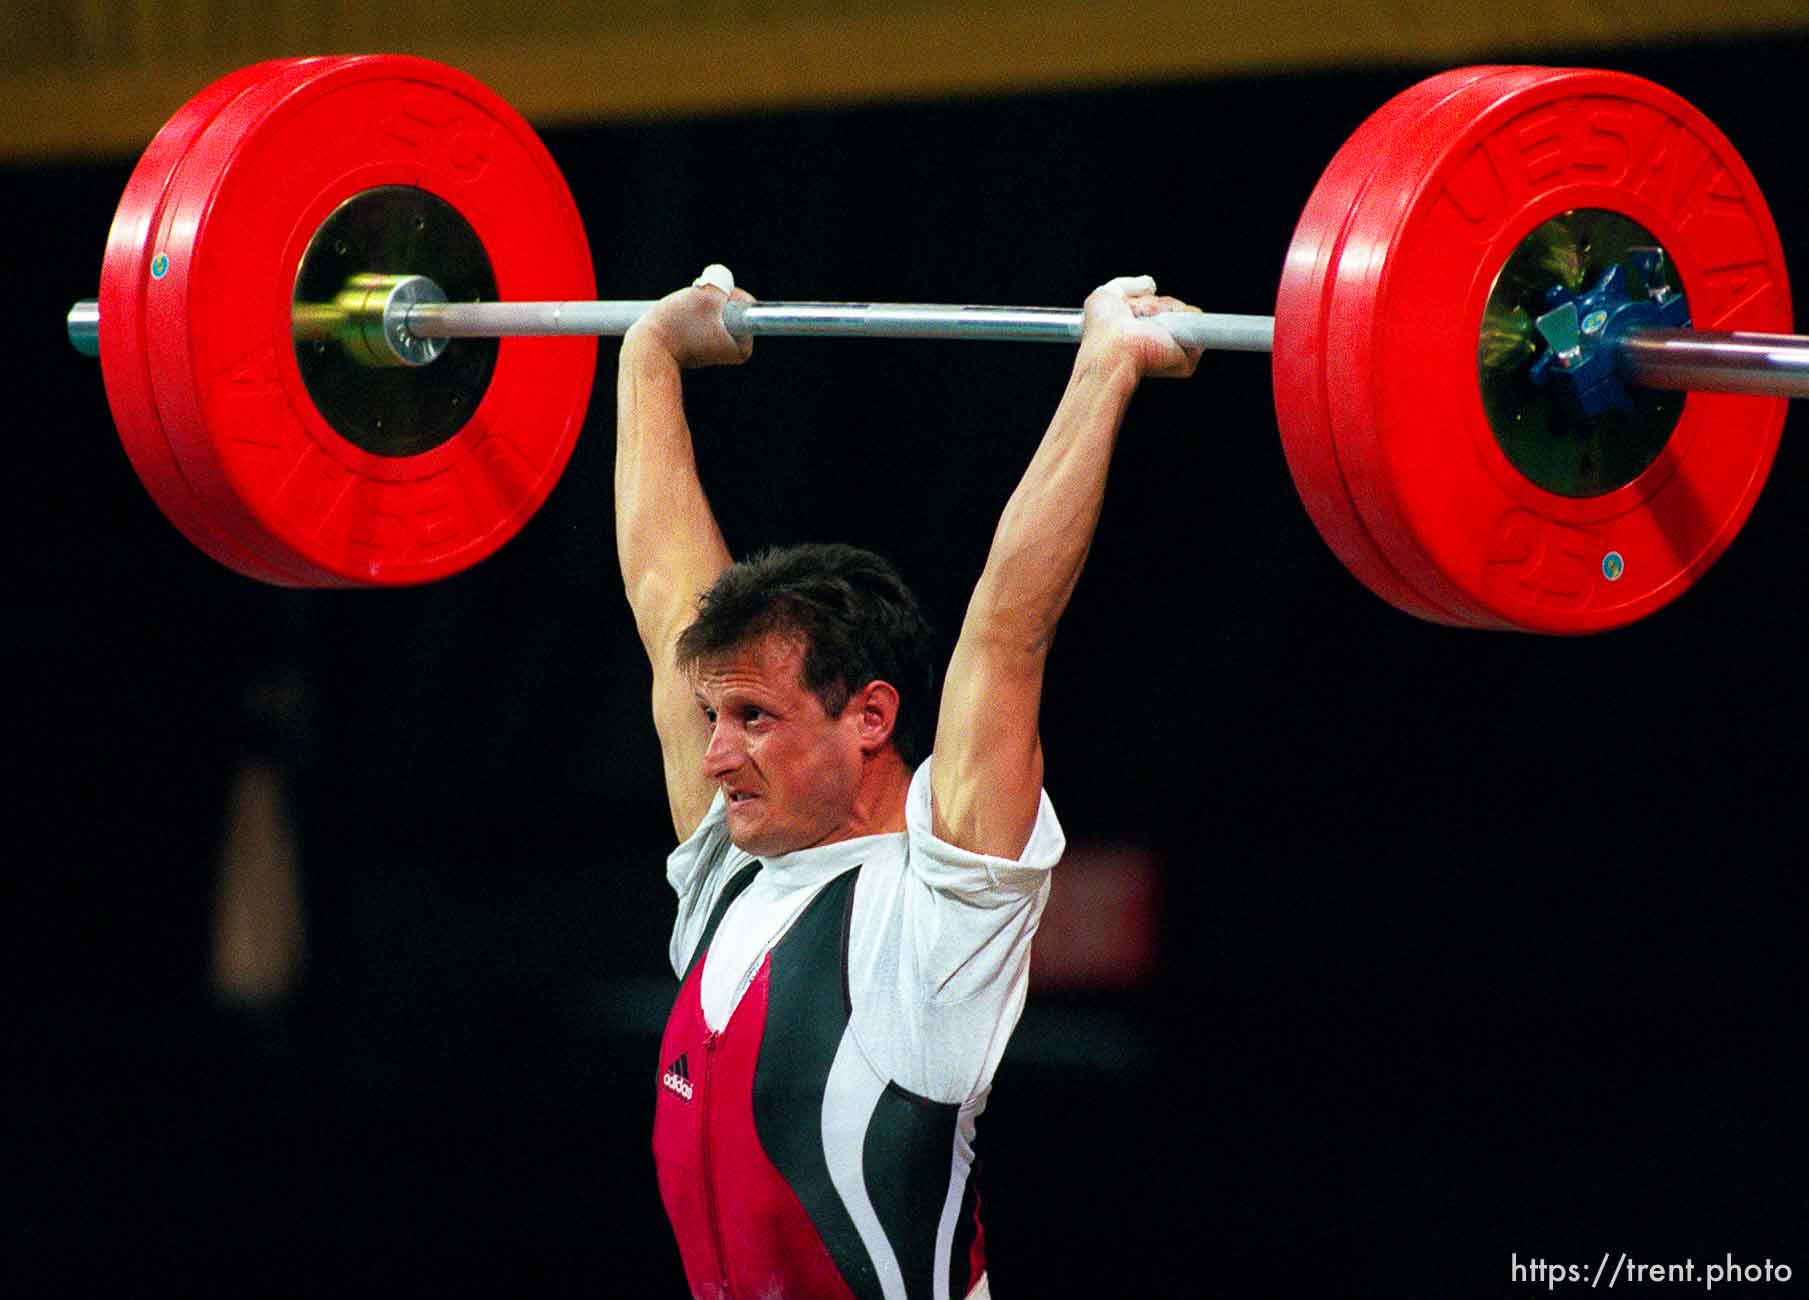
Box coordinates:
[902,757,1065,907]
[664,790,758,978]
[843,759,1065,1103]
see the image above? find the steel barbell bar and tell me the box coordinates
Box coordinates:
[67,290,1270,354]
[64,287,1809,399]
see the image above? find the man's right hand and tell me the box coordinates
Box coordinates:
[623,266,756,369]
[1074,274,1202,385]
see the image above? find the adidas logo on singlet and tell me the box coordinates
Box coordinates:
[662,1053,694,1102]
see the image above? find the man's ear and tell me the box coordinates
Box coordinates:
[851,680,900,754]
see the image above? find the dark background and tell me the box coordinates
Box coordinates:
[6,34,1805,1298]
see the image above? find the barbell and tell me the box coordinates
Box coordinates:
[66,55,1806,631]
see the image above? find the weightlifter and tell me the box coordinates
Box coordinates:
[615,266,1201,1299]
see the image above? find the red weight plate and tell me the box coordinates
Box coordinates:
[145,55,596,586]
[98,59,326,585]
[1275,66,1521,628]
[1322,67,1790,633]
[1311,66,1562,630]
[133,57,374,587]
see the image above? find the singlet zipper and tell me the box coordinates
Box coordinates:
[700,1029,731,1297]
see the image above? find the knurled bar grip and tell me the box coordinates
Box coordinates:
[403,300,1280,351]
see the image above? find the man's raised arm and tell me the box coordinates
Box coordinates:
[932,276,1201,859]
[615,271,753,841]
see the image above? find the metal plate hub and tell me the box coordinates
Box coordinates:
[1479,210,1687,498]
[293,185,498,458]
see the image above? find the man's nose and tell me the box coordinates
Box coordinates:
[702,722,741,778]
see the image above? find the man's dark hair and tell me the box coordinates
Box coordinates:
[675,543,937,766]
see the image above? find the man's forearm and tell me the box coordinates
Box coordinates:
[614,338,732,660]
[966,355,1139,653]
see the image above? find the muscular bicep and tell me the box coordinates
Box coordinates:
[930,629,1047,860]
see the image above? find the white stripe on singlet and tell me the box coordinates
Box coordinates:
[822,1028,909,1299]
[822,1026,981,1300]
[931,1104,980,1300]
[828,1026,955,1300]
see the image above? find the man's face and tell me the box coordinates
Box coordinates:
[692,632,864,856]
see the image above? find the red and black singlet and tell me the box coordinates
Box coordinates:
[652,863,986,1300]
